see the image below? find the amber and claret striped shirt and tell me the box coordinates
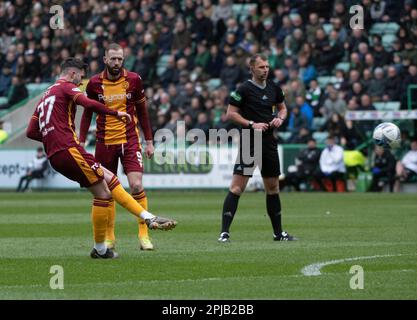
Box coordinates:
[27,79,118,158]
[79,68,152,145]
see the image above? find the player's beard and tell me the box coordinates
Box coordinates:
[106,65,121,77]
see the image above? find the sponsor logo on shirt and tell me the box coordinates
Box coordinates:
[97,93,132,103]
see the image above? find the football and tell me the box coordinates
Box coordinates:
[373,122,401,149]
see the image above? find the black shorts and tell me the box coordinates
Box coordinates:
[233,133,280,177]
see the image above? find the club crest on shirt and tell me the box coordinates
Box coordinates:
[122,81,129,89]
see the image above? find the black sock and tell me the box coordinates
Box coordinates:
[266,194,282,236]
[221,191,240,233]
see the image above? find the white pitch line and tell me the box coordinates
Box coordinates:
[301,253,417,276]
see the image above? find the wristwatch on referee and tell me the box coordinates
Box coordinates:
[248,120,254,128]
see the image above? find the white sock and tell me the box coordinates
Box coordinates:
[94,242,107,255]
[139,210,154,220]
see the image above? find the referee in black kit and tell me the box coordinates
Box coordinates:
[218,53,297,243]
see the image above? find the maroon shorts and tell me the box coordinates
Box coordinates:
[95,141,143,176]
[49,146,104,188]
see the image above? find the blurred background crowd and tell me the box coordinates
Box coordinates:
[0,0,417,150]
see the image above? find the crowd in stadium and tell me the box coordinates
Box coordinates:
[0,0,417,178]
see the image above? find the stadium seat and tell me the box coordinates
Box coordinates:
[382,34,397,51]
[0,96,8,105]
[312,131,329,144]
[232,4,256,23]
[322,23,333,35]
[278,131,291,142]
[156,54,171,76]
[312,117,326,131]
[26,83,51,97]
[374,101,400,111]
[206,78,221,90]
[370,22,400,35]
[317,76,337,89]
[335,62,350,73]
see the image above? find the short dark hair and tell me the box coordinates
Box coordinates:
[60,57,87,72]
[249,53,268,66]
[105,43,123,55]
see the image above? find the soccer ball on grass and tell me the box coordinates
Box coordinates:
[372,122,401,149]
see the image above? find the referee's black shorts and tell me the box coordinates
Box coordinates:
[233,133,280,178]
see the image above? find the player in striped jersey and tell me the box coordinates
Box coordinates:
[79,43,155,250]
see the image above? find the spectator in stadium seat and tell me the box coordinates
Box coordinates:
[321,113,347,142]
[285,79,306,108]
[0,75,27,109]
[395,139,417,191]
[321,85,347,118]
[276,15,293,43]
[368,67,386,102]
[294,95,313,130]
[305,12,321,43]
[345,28,369,53]
[298,54,317,86]
[16,147,48,192]
[370,145,396,192]
[288,105,309,141]
[194,112,211,140]
[284,137,321,191]
[399,39,417,66]
[191,7,213,43]
[331,17,348,43]
[0,65,12,97]
[207,44,224,78]
[312,28,337,75]
[172,17,192,55]
[305,79,322,115]
[157,23,174,55]
[220,56,243,91]
[372,35,392,67]
[342,119,365,150]
[186,97,204,124]
[346,81,365,103]
[361,68,373,92]
[289,127,312,145]
[349,52,364,75]
[159,55,178,89]
[163,110,181,133]
[401,64,417,108]
[315,135,346,192]
[383,66,402,101]
[22,50,39,83]
[214,111,234,131]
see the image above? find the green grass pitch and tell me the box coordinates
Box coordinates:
[0,191,416,299]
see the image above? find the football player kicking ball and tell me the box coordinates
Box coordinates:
[79,43,154,251]
[26,58,177,259]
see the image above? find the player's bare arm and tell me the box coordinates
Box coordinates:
[226,104,269,131]
[136,96,154,158]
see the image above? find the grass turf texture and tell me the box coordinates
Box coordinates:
[0,191,416,300]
